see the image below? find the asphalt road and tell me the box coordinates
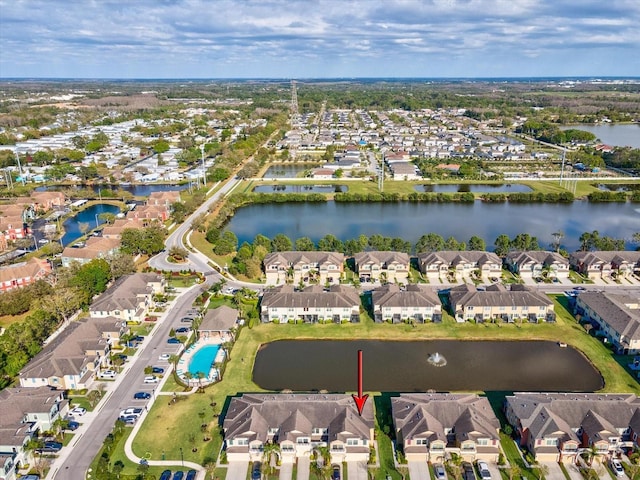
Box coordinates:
[51,282,209,480]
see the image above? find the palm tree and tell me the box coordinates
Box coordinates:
[397,464,409,480]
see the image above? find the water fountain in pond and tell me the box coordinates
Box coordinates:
[427,352,447,367]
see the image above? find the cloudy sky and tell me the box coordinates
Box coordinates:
[1,0,639,78]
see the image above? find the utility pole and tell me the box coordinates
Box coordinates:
[559,147,566,188]
[15,151,25,185]
[200,143,206,188]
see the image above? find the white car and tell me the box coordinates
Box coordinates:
[69,406,87,417]
[120,408,143,417]
[477,461,491,480]
[98,370,116,379]
[143,376,158,384]
[158,353,170,361]
[610,459,625,477]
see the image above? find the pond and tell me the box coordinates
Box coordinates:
[253,184,348,194]
[225,200,640,252]
[61,203,121,246]
[37,183,189,197]
[560,124,640,148]
[415,183,532,193]
[263,164,320,178]
[252,340,603,392]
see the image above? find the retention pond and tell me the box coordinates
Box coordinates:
[253,340,603,392]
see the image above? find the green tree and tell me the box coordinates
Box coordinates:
[214,231,238,255]
[317,234,343,252]
[494,234,511,256]
[415,233,445,253]
[69,258,112,301]
[271,233,293,252]
[295,237,316,251]
[468,235,486,251]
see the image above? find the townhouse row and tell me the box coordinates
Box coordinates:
[263,250,640,286]
[260,283,556,324]
[223,392,640,466]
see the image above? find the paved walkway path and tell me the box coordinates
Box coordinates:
[297,456,310,480]
[408,460,431,480]
[279,462,293,480]
[347,461,368,480]
[226,461,249,480]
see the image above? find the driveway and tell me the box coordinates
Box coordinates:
[279,462,293,480]
[226,461,249,480]
[540,462,566,480]
[563,462,584,480]
[297,456,310,480]
[408,460,431,480]
[347,461,368,480]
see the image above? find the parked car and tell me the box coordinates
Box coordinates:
[167,338,181,344]
[98,370,116,379]
[159,353,171,361]
[172,471,184,480]
[331,465,341,480]
[180,317,193,323]
[151,366,165,374]
[20,476,40,480]
[610,459,625,477]
[69,406,86,417]
[252,462,262,479]
[36,441,63,453]
[462,462,476,480]
[134,391,151,400]
[175,327,190,334]
[434,463,447,480]
[143,376,158,383]
[574,286,587,291]
[476,461,492,480]
[66,420,80,431]
[159,471,172,480]
[185,470,197,480]
[120,408,143,417]
[119,415,137,425]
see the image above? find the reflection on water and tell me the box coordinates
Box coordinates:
[416,184,532,193]
[253,184,347,194]
[253,340,603,392]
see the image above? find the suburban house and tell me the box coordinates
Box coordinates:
[505,251,570,280]
[418,251,502,281]
[0,387,68,480]
[29,191,65,211]
[570,251,640,280]
[101,218,145,239]
[354,251,410,284]
[0,258,52,292]
[18,317,125,390]
[199,305,238,343]
[263,251,345,286]
[371,284,442,323]
[391,393,501,463]
[260,284,360,324]
[223,393,374,464]
[574,292,640,355]
[61,236,121,267]
[126,204,170,223]
[89,273,164,321]
[504,393,640,462]
[448,284,555,323]
[147,190,181,208]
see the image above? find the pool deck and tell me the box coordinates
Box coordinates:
[176,337,226,385]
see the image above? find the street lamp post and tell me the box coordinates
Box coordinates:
[179,447,184,467]
[200,143,205,188]
[95,214,100,229]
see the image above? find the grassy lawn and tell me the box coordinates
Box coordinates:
[0,310,30,329]
[68,395,94,411]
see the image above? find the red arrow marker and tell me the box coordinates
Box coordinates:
[352,349,369,416]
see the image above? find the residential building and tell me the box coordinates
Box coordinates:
[504,393,640,462]
[570,251,640,280]
[101,218,145,239]
[18,317,125,390]
[125,204,170,223]
[89,273,164,321]
[391,393,501,463]
[574,292,640,354]
[223,393,374,464]
[418,251,502,281]
[505,251,570,279]
[199,305,238,343]
[0,387,68,480]
[263,251,344,286]
[147,190,181,208]
[354,251,410,284]
[448,284,555,323]
[260,284,360,324]
[61,236,121,267]
[0,258,52,293]
[371,284,442,323]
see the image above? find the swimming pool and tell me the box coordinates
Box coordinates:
[188,345,220,377]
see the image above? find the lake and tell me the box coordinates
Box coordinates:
[415,184,532,193]
[61,203,121,246]
[253,184,348,194]
[253,340,603,392]
[37,183,189,197]
[561,124,640,148]
[225,200,640,252]
[263,164,320,178]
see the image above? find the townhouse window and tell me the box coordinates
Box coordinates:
[346,438,359,445]
[477,438,489,446]
[414,438,428,445]
[545,438,558,446]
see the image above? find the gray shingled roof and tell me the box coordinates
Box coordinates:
[90,273,161,313]
[449,284,553,308]
[261,284,360,310]
[418,251,501,267]
[577,292,640,341]
[372,284,440,309]
[200,306,238,332]
[355,251,410,266]
[263,251,345,269]
[224,393,374,444]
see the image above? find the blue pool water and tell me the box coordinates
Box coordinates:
[188,345,220,376]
